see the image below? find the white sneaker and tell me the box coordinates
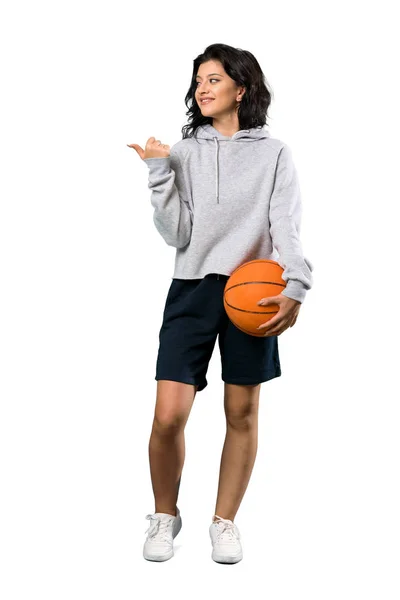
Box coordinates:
[209,515,243,563]
[143,507,182,562]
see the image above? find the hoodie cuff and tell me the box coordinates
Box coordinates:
[143,156,171,175]
[281,280,308,304]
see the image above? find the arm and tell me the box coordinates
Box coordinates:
[144,146,193,248]
[268,144,314,304]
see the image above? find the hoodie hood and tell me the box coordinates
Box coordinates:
[194,124,271,203]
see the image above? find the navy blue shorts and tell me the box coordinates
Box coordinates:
[155,273,281,392]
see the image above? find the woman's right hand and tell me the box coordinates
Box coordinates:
[127,136,170,160]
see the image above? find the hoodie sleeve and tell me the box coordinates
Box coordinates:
[268,144,314,304]
[144,146,193,248]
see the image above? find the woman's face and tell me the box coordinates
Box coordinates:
[195,60,245,120]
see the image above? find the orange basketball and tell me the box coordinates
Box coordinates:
[223,259,286,337]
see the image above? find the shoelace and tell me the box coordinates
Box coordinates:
[212,515,240,544]
[145,514,174,542]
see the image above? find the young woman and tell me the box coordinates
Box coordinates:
[128,43,314,564]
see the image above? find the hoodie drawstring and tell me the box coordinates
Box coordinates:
[198,127,268,204]
[214,136,219,204]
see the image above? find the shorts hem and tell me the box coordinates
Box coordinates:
[222,368,281,386]
[155,375,207,391]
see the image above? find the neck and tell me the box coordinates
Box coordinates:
[211,115,240,138]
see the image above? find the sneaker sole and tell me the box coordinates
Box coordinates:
[211,550,243,564]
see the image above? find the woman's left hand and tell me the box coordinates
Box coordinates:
[256,294,301,336]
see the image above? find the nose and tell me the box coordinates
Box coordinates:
[197,81,209,94]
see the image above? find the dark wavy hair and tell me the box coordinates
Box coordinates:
[181,43,273,140]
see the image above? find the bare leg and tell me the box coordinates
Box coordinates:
[148,381,198,516]
[213,383,261,522]
[148,424,185,516]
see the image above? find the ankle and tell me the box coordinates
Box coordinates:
[213,513,234,523]
[155,506,177,517]
[212,514,220,523]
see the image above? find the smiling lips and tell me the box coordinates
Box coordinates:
[200,98,214,104]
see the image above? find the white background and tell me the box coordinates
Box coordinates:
[1,0,399,598]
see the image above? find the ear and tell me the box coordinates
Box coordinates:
[237,86,246,100]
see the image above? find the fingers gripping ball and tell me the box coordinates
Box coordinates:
[223,259,286,337]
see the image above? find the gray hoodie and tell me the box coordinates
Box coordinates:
[143,123,314,303]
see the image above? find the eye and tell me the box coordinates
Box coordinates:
[196,79,219,86]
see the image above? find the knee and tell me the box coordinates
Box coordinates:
[153,412,185,435]
[226,411,257,430]
[224,383,261,429]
